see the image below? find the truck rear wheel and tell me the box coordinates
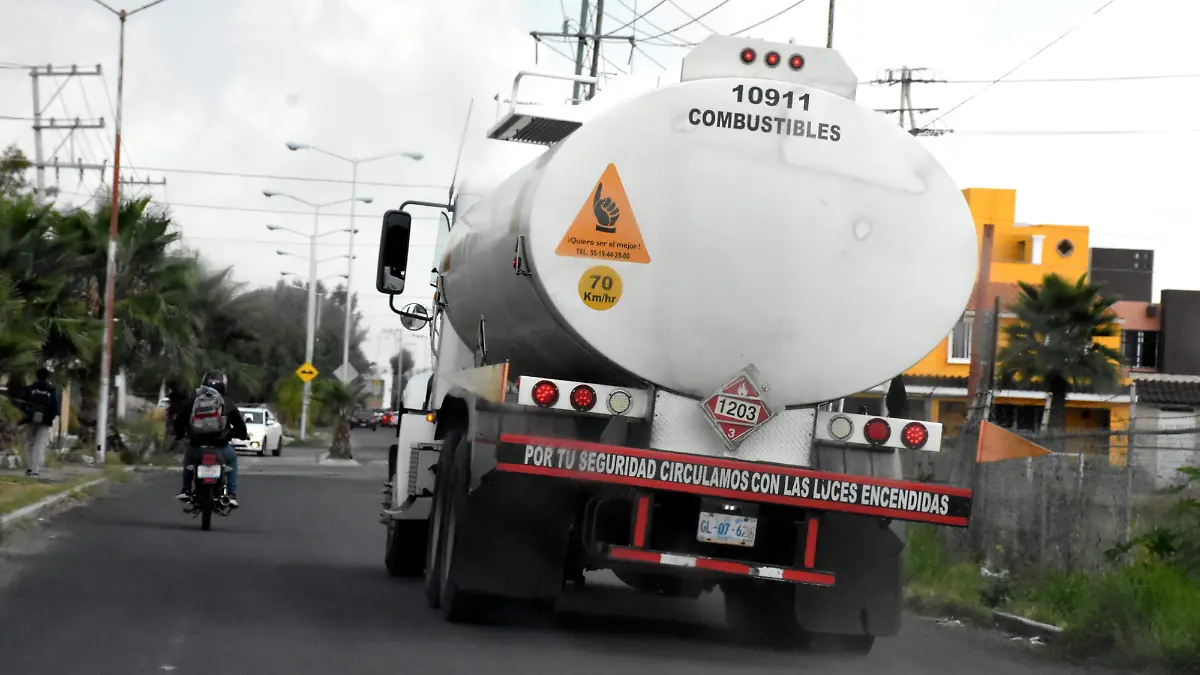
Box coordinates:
[438,433,488,623]
[723,581,800,646]
[807,632,876,656]
[423,429,462,608]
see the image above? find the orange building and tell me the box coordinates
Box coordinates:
[844,188,1136,457]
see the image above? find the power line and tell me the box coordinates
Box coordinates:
[730,0,812,37]
[946,128,1200,136]
[666,0,717,34]
[640,0,733,40]
[861,73,1200,86]
[50,189,444,219]
[42,161,446,189]
[0,114,33,121]
[603,0,667,36]
[611,0,693,46]
[920,0,1124,130]
[535,33,630,76]
[632,42,667,69]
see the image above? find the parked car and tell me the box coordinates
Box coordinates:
[231,407,284,457]
[350,409,378,430]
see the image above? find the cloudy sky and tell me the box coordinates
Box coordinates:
[3,0,1197,374]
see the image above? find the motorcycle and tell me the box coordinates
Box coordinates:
[184,448,234,530]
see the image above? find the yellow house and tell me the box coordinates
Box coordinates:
[843,188,1133,459]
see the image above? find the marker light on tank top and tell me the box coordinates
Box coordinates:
[765,51,780,67]
[531,380,559,407]
[789,54,805,70]
[740,48,756,65]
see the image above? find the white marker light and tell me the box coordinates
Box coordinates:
[828,414,854,440]
[607,390,632,415]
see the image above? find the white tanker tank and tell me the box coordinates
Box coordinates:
[439,36,978,406]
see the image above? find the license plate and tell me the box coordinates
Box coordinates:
[697,511,757,547]
[196,465,222,479]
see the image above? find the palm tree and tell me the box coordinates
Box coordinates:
[996,273,1123,431]
[316,379,363,460]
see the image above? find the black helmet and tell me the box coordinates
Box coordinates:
[201,370,228,395]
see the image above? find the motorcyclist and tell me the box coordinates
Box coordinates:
[173,370,248,508]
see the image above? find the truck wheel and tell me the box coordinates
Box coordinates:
[807,632,876,656]
[723,581,800,646]
[423,429,462,608]
[385,518,427,577]
[438,433,487,623]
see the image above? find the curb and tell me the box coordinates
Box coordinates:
[0,477,109,531]
[991,610,1064,640]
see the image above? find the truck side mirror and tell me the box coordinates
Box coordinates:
[376,210,412,294]
[399,302,430,331]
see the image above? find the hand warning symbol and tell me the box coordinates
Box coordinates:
[593,183,619,234]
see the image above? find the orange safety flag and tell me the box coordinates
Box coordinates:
[976,420,1053,463]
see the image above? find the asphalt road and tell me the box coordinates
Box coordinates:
[0,429,1105,675]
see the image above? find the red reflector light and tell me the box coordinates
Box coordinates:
[740,48,756,64]
[765,51,780,67]
[901,422,929,450]
[200,454,217,465]
[789,54,804,70]
[863,418,891,445]
[570,385,597,412]
[531,380,559,407]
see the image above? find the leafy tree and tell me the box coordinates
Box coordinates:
[996,273,1123,430]
[0,145,31,198]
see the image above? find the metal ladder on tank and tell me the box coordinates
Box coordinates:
[487,72,600,146]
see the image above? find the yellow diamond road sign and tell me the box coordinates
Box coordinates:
[296,362,318,383]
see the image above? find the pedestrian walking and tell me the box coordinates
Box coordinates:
[19,367,62,479]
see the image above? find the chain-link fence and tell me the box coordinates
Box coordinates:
[900,424,1199,575]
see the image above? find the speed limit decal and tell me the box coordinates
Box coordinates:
[578,265,623,311]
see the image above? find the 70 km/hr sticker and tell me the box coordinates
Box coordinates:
[578,265,623,311]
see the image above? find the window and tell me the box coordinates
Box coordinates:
[1121,329,1159,369]
[948,316,973,364]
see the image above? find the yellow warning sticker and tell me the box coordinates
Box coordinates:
[556,163,651,264]
[578,265,623,311]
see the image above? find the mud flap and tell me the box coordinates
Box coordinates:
[792,512,904,637]
[449,471,577,602]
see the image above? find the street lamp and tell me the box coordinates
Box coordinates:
[280,271,349,342]
[263,190,373,441]
[88,0,178,463]
[284,141,423,390]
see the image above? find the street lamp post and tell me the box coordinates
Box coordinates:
[280,270,349,340]
[263,193,371,441]
[89,0,176,464]
[284,142,423,384]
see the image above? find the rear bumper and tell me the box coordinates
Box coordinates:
[490,434,972,528]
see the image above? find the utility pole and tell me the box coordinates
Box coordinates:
[28,64,104,196]
[90,0,179,466]
[871,67,950,136]
[530,0,635,104]
[587,0,606,100]
[826,0,835,48]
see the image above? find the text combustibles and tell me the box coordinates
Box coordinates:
[687,108,842,142]
[509,443,960,518]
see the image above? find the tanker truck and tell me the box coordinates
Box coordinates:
[374,35,978,653]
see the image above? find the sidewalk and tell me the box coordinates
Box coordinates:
[0,465,128,531]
